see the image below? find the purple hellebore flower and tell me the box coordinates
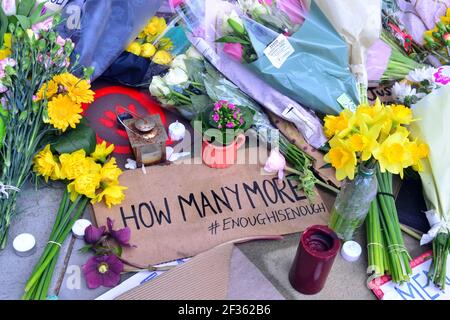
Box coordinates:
[84,225,106,244]
[226,122,235,129]
[228,103,235,110]
[107,217,131,247]
[214,102,221,111]
[233,112,238,119]
[82,255,124,289]
[239,118,244,125]
[212,113,220,122]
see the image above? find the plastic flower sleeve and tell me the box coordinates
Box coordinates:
[410,87,450,241]
[59,0,164,81]
[314,0,381,87]
[178,0,327,148]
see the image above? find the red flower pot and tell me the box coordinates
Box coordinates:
[201,134,246,169]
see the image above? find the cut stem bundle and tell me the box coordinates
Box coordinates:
[22,190,89,300]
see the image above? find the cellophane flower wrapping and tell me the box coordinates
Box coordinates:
[314,0,381,88]
[410,87,450,241]
[176,0,327,148]
[59,0,164,81]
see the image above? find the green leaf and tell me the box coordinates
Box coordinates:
[53,121,97,155]
[0,8,7,46]
[17,0,35,17]
[228,19,245,35]
[15,15,31,30]
[111,245,123,257]
[30,3,54,24]
[78,244,92,254]
[215,35,250,45]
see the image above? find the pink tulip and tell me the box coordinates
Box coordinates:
[223,43,244,62]
[259,0,273,5]
[170,0,184,8]
[264,149,286,182]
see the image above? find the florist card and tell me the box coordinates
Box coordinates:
[92,161,328,266]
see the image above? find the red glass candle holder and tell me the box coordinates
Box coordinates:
[289,225,341,295]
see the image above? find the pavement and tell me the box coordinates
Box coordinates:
[0,180,428,300]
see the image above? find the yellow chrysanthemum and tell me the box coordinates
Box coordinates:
[324,137,357,181]
[91,141,115,163]
[35,80,58,101]
[372,130,413,178]
[60,150,101,180]
[67,173,101,201]
[93,183,127,208]
[0,33,12,60]
[53,72,79,89]
[323,109,353,138]
[100,158,122,184]
[389,104,413,125]
[67,78,95,104]
[152,50,172,65]
[47,94,83,132]
[408,140,429,172]
[33,144,62,182]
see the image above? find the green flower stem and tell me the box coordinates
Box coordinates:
[284,167,339,194]
[23,195,89,299]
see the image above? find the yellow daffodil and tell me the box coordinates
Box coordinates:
[59,150,100,180]
[440,8,450,24]
[324,137,357,181]
[67,173,101,200]
[100,158,122,184]
[408,140,429,172]
[93,183,127,208]
[140,43,156,58]
[354,99,386,126]
[35,80,58,101]
[47,94,83,132]
[127,42,142,56]
[152,50,172,65]
[323,109,353,138]
[0,33,12,59]
[389,104,413,125]
[33,145,61,182]
[372,129,413,178]
[91,141,114,163]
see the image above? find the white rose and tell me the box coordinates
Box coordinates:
[164,67,189,87]
[185,46,203,60]
[171,54,187,71]
[149,76,170,98]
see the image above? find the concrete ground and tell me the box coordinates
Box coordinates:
[0,182,427,300]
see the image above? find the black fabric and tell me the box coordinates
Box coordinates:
[396,178,429,233]
[100,52,169,87]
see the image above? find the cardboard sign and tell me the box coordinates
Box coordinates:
[370,252,450,300]
[92,163,328,266]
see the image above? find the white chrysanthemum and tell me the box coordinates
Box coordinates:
[407,67,437,83]
[392,82,416,102]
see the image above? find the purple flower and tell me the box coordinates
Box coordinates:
[239,118,244,125]
[218,124,222,129]
[214,102,221,111]
[84,225,106,244]
[226,122,235,129]
[82,255,124,289]
[212,113,220,122]
[233,112,238,119]
[107,217,131,247]
[228,103,235,110]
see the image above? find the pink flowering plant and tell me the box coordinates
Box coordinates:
[195,100,254,145]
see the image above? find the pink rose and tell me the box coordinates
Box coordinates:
[223,43,243,62]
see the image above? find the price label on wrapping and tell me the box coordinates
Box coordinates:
[264,34,294,69]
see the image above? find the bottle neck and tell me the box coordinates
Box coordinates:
[358,165,375,177]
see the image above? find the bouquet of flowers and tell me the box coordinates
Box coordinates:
[210,0,359,115]
[0,3,83,249]
[126,16,175,66]
[149,46,273,132]
[423,8,450,65]
[323,100,428,282]
[23,140,127,299]
[410,87,450,290]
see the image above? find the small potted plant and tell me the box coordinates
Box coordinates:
[195,100,254,169]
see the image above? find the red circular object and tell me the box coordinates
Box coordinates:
[82,86,172,155]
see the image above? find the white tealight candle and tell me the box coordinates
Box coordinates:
[72,219,92,239]
[168,121,186,142]
[13,233,36,257]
